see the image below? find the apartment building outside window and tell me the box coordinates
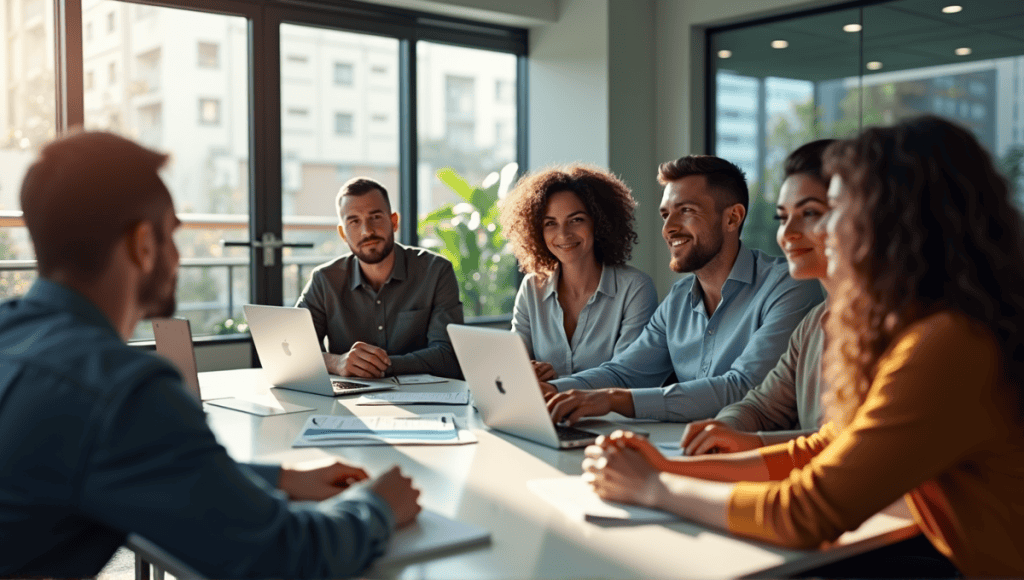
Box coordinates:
[0,0,526,339]
[198,42,219,69]
[198,98,220,125]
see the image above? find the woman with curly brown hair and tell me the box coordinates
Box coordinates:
[500,164,657,380]
[581,116,1024,577]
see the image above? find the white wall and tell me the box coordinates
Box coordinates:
[527,0,610,169]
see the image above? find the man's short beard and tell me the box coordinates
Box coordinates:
[140,251,177,319]
[353,235,395,265]
[670,231,724,274]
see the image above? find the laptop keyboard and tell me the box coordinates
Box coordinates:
[331,380,372,393]
[555,424,595,442]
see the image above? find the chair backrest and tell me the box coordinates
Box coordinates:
[126,534,207,580]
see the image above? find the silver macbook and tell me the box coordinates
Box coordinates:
[152,318,204,401]
[153,317,309,415]
[243,304,397,397]
[447,324,598,449]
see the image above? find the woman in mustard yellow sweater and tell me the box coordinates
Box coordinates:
[583,115,1024,577]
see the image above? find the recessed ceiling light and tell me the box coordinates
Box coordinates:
[942,5,963,14]
[843,23,862,32]
[718,49,733,59]
[955,47,972,56]
[771,40,789,49]
[866,61,883,70]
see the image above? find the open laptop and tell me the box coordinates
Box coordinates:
[447,324,599,449]
[152,318,203,401]
[243,304,397,397]
[153,317,311,415]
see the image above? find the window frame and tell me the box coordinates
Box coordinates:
[47,0,527,343]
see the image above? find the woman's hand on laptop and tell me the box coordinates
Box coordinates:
[369,466,422,528]
[325,342,391,378]
[278,459,370,501]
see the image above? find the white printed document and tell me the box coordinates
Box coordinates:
[292,413,477,447]
[528,476,679,525]
[394,374,448,385]
[355,391,469,406]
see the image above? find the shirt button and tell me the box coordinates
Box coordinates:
[378,325,383,330]
[377,300,381,305]
[708,328,715,335]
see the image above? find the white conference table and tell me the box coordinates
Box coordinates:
[199,368,918,580]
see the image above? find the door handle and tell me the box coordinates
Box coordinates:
[221,232,313,267]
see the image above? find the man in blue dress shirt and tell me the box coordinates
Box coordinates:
[0,131,421,578]
[546,155,823,423]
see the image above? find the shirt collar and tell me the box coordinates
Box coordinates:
[687,243,755,310]
[24,278,121,338]
[595,265,615,298]
[348,243,406,290]
[541,265,614,301]
[540,268,559,301]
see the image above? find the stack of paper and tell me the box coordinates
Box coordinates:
[292,413,477,447]
[356,391,469,406]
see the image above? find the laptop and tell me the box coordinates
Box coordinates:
[153,317,313,416]
[243,304,397,397]
[447,324,599,449]
[152,318,204,400]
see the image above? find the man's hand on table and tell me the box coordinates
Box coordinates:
[324,342,391,378]
[279,459,369,501]
[546,388,636,425]
[369,466,422,528]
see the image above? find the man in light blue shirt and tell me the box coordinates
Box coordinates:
[546,155,822,423]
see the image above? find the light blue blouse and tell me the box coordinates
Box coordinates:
[511,264,658,378]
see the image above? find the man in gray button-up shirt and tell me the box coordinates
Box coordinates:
[547,156,822,423]
[296,178,464,379]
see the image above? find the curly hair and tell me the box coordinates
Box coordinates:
[823,115,1024,425]
[499,164,639,282]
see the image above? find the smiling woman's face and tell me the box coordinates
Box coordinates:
[542,190,595,267]
[775,173,829,281]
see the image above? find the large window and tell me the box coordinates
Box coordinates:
[417,42,519,318]
[82,1,251,340]
[709,0,1024,255]
[0,0,55,302]
[0,0,527,341]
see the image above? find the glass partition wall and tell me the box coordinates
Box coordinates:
[709,0,1024,255]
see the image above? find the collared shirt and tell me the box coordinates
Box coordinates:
[296,243,464,378]
[511,265,657,377]
[550,245,823,421]
[0,279,395,578]
[715,300,828,445]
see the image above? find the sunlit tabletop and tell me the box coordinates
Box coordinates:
[199,368,917,580]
